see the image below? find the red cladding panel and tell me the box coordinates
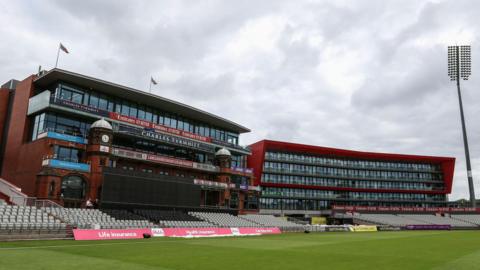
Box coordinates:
[1,75,40,195]
[248,140,455,194]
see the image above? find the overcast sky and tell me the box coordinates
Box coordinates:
[1,0,479,200]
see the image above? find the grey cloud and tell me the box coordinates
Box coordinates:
[1,0,480,200]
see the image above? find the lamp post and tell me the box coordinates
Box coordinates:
[448,45,476,207]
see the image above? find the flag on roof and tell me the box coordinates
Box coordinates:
[59,43,69,54]
[151,77,158,85]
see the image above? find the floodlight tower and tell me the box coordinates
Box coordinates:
[448,45,475,207]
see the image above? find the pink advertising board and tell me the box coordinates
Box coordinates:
[73,227,282,240]
[73,228,152,240]
[162,227,233,237]
[160,227,281,238]
[235,227,282,235]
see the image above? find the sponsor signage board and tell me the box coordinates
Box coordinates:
[231,166,254,174]
[349,225,378,232]
[404,224,451,230]
[114,124,215,153]
[147,154,194,168]
[73,227,281,240]
[111,147,219,172]
[162,228,233,238]
[237,227,281,235]
[332,205,480,213]
[152,227,281,238]
[51,98,110,117]
[325,226,350,232]
[194,179,228,189]
[377,226,402,231]
[109,112,211,143]
[99,145,110,153]
[311,217,327,225]
[45,159,90,172]
[73,228,152,240]
[37,131,87,144]
[151,228,165,237]
[192,163,219,172]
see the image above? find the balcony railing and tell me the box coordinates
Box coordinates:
[262,167,442,183]
[41,158,91,172]
[111,147,219,172]
[44,127,86,138]
[264,155,441,173]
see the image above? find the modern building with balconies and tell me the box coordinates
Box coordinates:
[0,69,259,212]
[248,140,455,216]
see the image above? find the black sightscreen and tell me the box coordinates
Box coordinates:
[102,167,200,207]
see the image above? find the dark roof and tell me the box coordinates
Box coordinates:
[34,68,250,133]
[1,79,19,90]
[252,139,456,162]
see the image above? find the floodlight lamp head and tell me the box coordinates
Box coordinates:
[448,45,471,81]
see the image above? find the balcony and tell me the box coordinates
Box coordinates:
[264,156,441,173]
[193,179,229,190]
[262,167,443,183]
[36,129,87,144]
[111,147,219,172]
[220,167,254,177]
[41,159,90,172]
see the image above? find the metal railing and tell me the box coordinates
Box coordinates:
[36,199,63,208]
[0,178,29,205]
[40,127,87,138]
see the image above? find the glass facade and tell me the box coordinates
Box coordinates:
[48,83,239,145]
[263,152,443,183]
[261,173,444,191]
[260,151,447,210]
[231,154,246,168]
[265,152,440,171]
[259,198,443,211]
[262,187,445,202]
[31,112,91,140]
[53,145,83,163]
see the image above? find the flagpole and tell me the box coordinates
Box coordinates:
[149,79,152,93]
[55,45,60,68]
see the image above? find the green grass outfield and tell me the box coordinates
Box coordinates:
[0,231,479,270]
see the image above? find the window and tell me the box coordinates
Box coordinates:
[61,175,86,199]
[129,104,137,118]
[98,95,108,110]
[89,93,99,108]
[48,181,55,197]
[164,115,171,127]
[145,109,153,122]
[54,145,83,163]
[31,114,40,140]
[138,106,146,120]
[170,117,177,128]
[227,133,238,145]
[121,101,130,115]
[58,85,84,104]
